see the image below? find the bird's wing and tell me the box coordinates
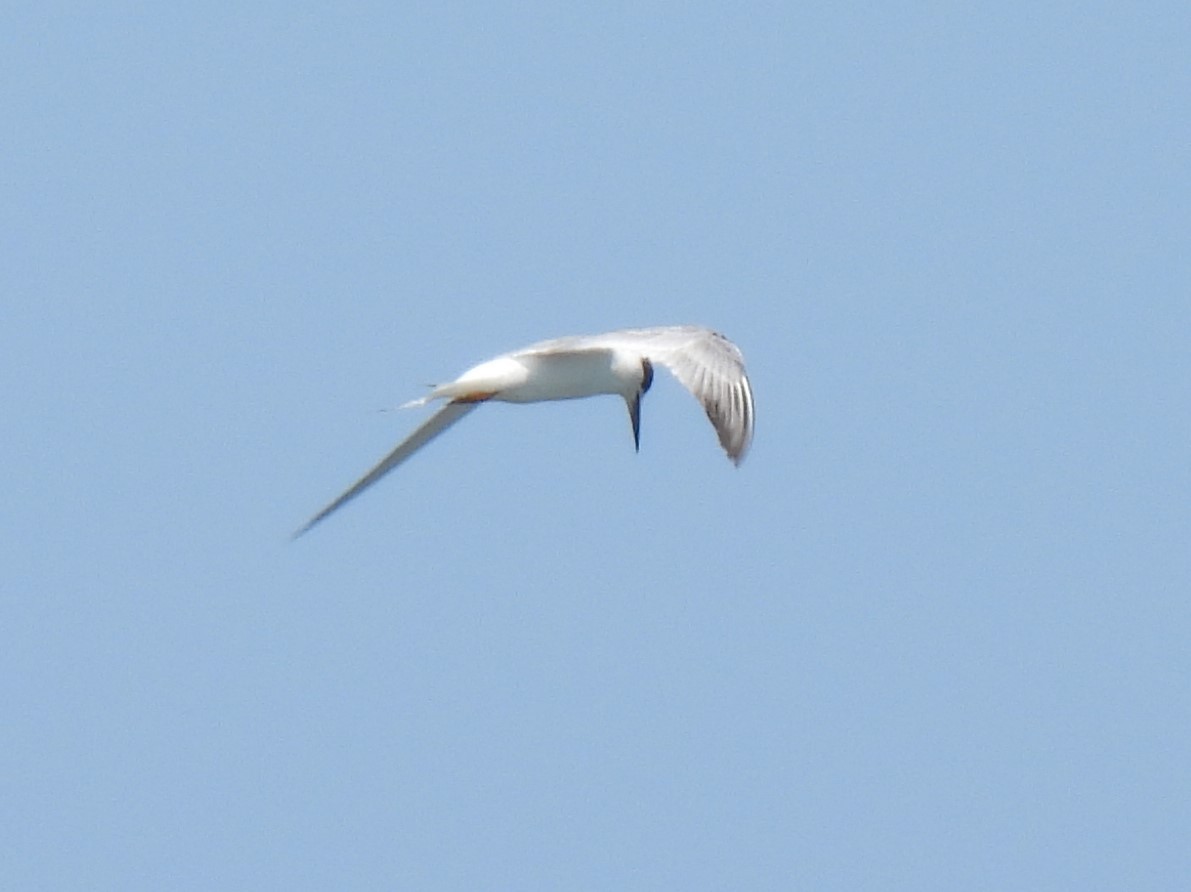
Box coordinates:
[294,400,479,537]
[645,328,754,464]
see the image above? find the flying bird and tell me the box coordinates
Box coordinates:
[295,325,754,537]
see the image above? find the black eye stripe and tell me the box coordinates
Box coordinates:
[641,359,654,393]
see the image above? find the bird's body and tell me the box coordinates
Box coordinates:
[295,325,753,536]
[417,348,641,404]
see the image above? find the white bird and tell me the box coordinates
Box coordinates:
[295,325,754,537]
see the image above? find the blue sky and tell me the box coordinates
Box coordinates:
[3,3,1189,889]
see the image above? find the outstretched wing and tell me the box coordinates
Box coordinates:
[294,401,479,537]
[642,328,754,465]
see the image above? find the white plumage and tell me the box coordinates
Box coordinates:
[295,325,754,536]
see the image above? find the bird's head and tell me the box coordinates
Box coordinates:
[640,358,654,395]
[624,358,653,453]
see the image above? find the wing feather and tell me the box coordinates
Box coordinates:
[642,329,753,464]
[293,401,478,537]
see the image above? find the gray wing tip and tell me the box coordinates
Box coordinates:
[727,436,752,466]
[291,517,318,540]
[716,370,754,466]
[290,500,339,540]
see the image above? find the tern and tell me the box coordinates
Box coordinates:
[295,325,754,536]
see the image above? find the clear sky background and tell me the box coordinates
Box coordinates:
[4,3,1189,889]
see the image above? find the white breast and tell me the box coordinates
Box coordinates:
[495,350,634,403]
